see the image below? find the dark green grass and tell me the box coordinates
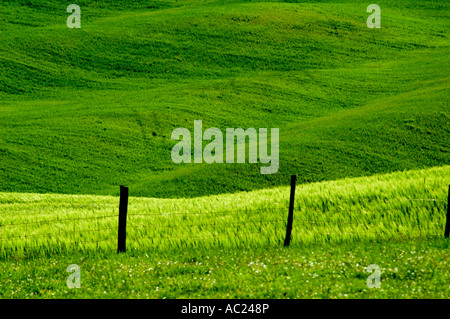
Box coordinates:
[1,0,449,198]
[0,237,448,298]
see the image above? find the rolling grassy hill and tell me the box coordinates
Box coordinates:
[1,165,448,257]
[1,0,449,198]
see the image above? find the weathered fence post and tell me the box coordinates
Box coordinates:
[284,175,296,247]
[445,185,450,238]
[118,185,129,253]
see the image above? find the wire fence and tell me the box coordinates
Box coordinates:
[0,188,448,257]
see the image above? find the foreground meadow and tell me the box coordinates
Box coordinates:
[0,237,448,298]
[0,166,449,298]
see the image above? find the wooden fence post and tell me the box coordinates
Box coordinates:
[284,175,296,247]
[445,185,450,238]
[118,185,129,253]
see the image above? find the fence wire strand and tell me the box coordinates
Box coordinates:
[0,214,118,229]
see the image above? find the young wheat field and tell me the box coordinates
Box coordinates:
[0,166,449,298]
[1,166,448,257]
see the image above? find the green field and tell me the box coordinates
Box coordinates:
[0,166,449,297]
[1,0,449,197]
[1,165,449,257]
[0,238,449,299]
[0,0,449,299]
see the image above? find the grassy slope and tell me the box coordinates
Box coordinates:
[1,0,449,198]
[1,165,448,257]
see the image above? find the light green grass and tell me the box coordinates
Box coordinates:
[0,237,449,298]
[0,166,448,298]
[1,165,448,258]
